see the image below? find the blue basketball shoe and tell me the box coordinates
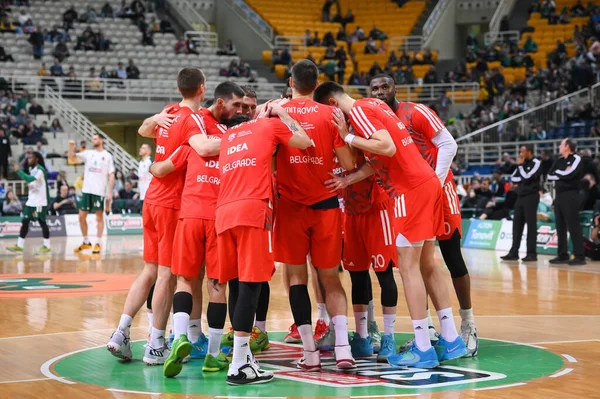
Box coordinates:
[434,335,468,362]
[376,334,396,362]
[190,333,208,359]
[350,333,374,357]
[388,344,440,368]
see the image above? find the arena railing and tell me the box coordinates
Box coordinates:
[222,0,275,45]
[592,82,600,108]
[484,30,520,45]
[423,0,452,47]
[389,36,425,52]
[274,36,307,52]
[455,87,592,144]
[489,0,517,35]
[44,86,139,175]
[184,31,219,49]
[165,0,212,33]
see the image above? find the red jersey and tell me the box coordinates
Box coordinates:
[144,104,206,209]
[198,107,228,136]
[276,98,346,205]
[216,118,294,234]
[394,102,454,184]
[348,98,435,195]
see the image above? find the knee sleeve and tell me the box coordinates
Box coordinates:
[289,284,312,326]
[173,291,193,315]
[146,284,155,310]
[375,263,398,307]
[232,281,261,333]
[38,219,49,239]
[438,229,469,279]
[228,278,239,325]
[207,302,227,329]
[255,282,270,322]
[19,219,30,239]
[349,270,371,305]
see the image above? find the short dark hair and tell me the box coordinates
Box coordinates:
[94,133,106,141]
[371,73,395,84]
[177,68,205,98]
[225,114,250,128]
[564,138,576,153]
[291,59,319,95]
[214,81,245,101]
[32,151,45,168]
[522,144,534,154]
[313,81,345,104]
[482,177,492,184]
[240,85,257,98]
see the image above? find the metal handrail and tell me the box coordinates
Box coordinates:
[389,36,425,52]
[165,0,211,32]
[222,0,275,46]
[184,30,219,49]
[484,30,520,45]
[423,0,452,46]
[489,0,517,34]
[44,86,138,175]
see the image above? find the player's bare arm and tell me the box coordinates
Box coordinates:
[325,162,375,192]
[148,159,176,178]
[189,134,221,157]
[138,108,176,138]
[67,140,83,164]
[267,102,312,149]
[107,172,115,202]
[348,130,396,157]
[431,128,458,185]
[332,109,357,170]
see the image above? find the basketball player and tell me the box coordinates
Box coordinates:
[217,105,312,385]
[369,74,478,356]
[240,85,258,118]
[314,82,467,368]
[107,68,215,365]
[275,59,356,370]
[68,133,115,255]
[137,143,153,209]
[7,152,51,254]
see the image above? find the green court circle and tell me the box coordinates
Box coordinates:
[52,332,564,396]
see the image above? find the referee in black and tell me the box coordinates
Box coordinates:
[501,144,542,262]
[547,138,586,265]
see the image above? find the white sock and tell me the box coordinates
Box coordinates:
[83,236,90,244]
[255,320,266,332]
[150,327,166,348]
[118,314,133,336]
[332,315,349,346]
[426,309,434,327]
[317,303,330,324]
[231,335,251,370]
[43,238,50,248]
[188,318,202,342]
[437,308,459,341]
[383,313,396,336]
[208,327,223,357]
[298,324,317,351]
[354,311,368,338]
[459,308,475,325]
[146,312,153,336]
[173,312,189,339]
[367,299,375,322]
[412,318,431,351]
[17,237,24,248]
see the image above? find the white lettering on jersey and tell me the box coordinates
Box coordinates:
[286,106,319,115]
[227,143,249,155]
[401,137,413,147]
[221,158,257,173]
[156,145,165,155]
[205,160,219,169]
[197,175,220,185]
[397,121,407,130]
[289,155,324,165]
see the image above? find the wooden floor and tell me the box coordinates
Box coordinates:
[0,236,599,399]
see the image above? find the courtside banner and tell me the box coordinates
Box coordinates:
[0,216,67,238]
[106,214,144,235]
[463,220,501,249]
[0,216,24,238]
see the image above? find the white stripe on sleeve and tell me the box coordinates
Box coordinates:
[190,114,207,135]
[518,158,541,179]
[415,104,445,131]
[555,155,581,176]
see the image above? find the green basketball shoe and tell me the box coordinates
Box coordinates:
[163,335,192,378]
[250,326,270,354]
[221,327,234,347]
[202,350,230,372]
[6,245,23,253]
[36,246,51,254]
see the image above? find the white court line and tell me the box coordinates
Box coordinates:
[215,397,287,399]
[481,337,546,349]
[474,382,527,391]
[350,394,419,398]
[531,339,600,345]
[0,378,50,384]
[549,368,574,378]
[107,388,162,395]
[562,354,578,363]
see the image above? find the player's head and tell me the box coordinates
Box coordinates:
[560,138,575,157]
[520,144,534,160]
[213,82,245,124]
[139,143,151,158]
[29,151,44,167]
[240,85,258,118]
[370,74,397,109]
[290,59,319,96]
[282,85,293,100]
[177,67,206,100]
[313,81,353,113]
[92,133,105,148]
[60,184,68,197]
[225,114,251,129]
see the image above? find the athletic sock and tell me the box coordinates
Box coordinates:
[459,308,475,326]
[255,320,266,332]
[150,327,166,348]
[298,324,317,351]
[367,299,375,323]
[230,335,251,371]
[208,327,223,357]
[426,309,434,327]
[437,308,459,342]
[173,312,189,340]
[383,313,396,336]
[83,236,90,244]
[118,314,133,336]
[188,318,202,342]
[412,318,431,351]
[43,238,50,248]
[146,312,153,336]
[354,311,368,338]
[332,315,349,346]
[317,303,330,324]
[17,237,24,248]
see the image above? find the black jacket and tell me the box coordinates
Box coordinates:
[0,136,11,161]
[548,154,584,193]
[511,157,542,197]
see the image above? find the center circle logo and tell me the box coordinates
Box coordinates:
[48,332,565,396]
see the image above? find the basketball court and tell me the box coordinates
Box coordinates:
[0,236,598,398]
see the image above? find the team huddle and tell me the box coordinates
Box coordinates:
[103,60,479,386]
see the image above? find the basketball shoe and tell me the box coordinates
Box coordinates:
[190,333,208,359]
[284,323,302,343]
[221,327,234,347]
[349,333,373,357]
[434,335,468,362]
[313,319,329,342]
[107,329,132,361]
[74,242,92,253]
[388,344,440,368]
[297,349,321,371]
[144,342,170,365]
[368,321,382,353]
[6,245,23,253]
[92,244,101,255]
[36,246,51,254]
[399,325,439,352]
[461,322,479,357]
[377,334,396,362]
[163,335,192,377]
[316,324,335,351]
[202,350,230,372]
[249,326,270,354]
[226,355,274,385]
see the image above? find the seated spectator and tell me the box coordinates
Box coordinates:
[364,37,378,54]
[16,109,28,126]
[56,171,69,191]
[336,26,347,42]
[96,31,111,51]
[496,153,517,174]
[0,15,15,33]
[53,39,70,62]
[581,173,600,210]
[99,66,110,78]
[75,31,94,51]
[50,118,63,133]
[584,213,600,260]
[174,37,187,54]
[52,185,77,215]
[29,25,45,59]
[126,59,140,79]
[141,27,154,46]
[464,177,494,208]
[113,170,125,194]
[159,18,173,34]
[369,24,386,40]
[312,31,321,47]
[115,62,127,79]
[335,46,347,62]
[22,119,42,144]
[28,100,44,115]
[0,45,13,62]
[352,26,366,41]
[118,180,139,200]
[18,8,32,26]
[322,59,336,81]
[86,67,102,92]
[479,183,518,220]
[101,2,114,18]
[303,29,313,46]
[323,45,336,60]
[323,31,336,47]
[2,191,22,216]
[368,61,384,79]
[491,171,507,197]
[63,5,78,30]
[423,66,438,84]
[274,48,291,66]
[523,36,538,53]
[185,38,199,55]
[39,121,49,133]
[558,7,570,24]
[81,6,98,23]
[218,40,237,56]
[116,0,133,18]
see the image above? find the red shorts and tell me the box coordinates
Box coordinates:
[172,218,218,279]
[143,202,179,266]
[393,176,445,244]
[217,226,275,283]
[343,200,397,272]
[274,196,342,269]
[437,179,463,241]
